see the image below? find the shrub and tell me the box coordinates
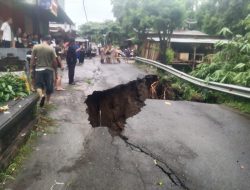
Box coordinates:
[0,73,29,104]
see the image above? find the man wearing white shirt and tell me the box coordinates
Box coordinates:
[0,18,13,48]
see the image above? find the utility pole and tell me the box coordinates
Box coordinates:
[83,0,88,22]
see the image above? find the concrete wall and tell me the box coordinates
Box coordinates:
[0,94,39,170]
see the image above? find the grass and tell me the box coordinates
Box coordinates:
[224,99,250,114]
[0,133,35,187]
[0,106,57,188]
[155,71,250,114]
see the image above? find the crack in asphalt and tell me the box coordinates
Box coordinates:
[119,134,190,190]
[111,138,147,190]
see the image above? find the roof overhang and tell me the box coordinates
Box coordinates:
[148,37,229,44]
[38,6,73,25]
[13,1,74,25]
[56,6,74,25]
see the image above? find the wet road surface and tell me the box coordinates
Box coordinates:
[5,58,250,190]
[125,100,250,190]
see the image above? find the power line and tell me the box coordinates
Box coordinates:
[83,0,88,22]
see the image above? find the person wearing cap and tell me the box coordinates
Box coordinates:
[31,35,58,107]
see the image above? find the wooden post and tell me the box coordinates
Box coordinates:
[193,45,197,70]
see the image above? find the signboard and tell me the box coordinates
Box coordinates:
[39,0,51,9]
[15,0,36,5]
[23,0,36,4]
[39,0,58,16]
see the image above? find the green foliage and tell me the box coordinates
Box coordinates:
[218,27,233,37]
[196,0,250,35]
[191,15,250,87]
[155,71,249,113]
[0,130,35,186]
[170,79,250,113]
[181,83,205,102]
[225,99,250,114]
[0,107,57,187]
[0,73,29,104]
[111,0,185,60]
[79,21,125,45]
[166,48,175,63]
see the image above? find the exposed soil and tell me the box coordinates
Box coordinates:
[85,75,184,134]
[85,75,155,133]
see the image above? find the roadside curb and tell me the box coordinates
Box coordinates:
[0,94,39,170]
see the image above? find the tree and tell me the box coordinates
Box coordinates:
[111,0,185,63]
[79,21,124,45]
[145,0,184,63]
[191,15,250,87]
[196,0,250,35]
[111,0,152,54]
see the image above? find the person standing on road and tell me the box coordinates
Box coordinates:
[0,18,13,48]
[100,46,105,63]
[87,46,92,59]
[78,44,85,65]
[31,35,58,107]
[105,45,112,64]
[66,38,77,85]
[55,46,65,91]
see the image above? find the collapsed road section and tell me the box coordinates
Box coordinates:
[85,74,190,189]
[85,75,159,133]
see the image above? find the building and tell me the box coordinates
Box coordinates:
[0,0,73,36]
[49,22,76,39]
[48,0,77,39]
[142,30,228,67]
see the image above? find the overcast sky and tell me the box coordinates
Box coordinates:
[65,0,114,28]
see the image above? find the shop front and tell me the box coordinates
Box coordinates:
[0,0,73,37]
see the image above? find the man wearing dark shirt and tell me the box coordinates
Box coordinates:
[66,39,77,85]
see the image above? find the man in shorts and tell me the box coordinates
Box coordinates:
[31,35,57,107]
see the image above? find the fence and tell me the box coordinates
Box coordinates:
[135,57,250,99]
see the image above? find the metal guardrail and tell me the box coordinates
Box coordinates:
[135,57,250,99]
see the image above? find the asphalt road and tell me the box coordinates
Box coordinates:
[125,100,250,190]
[5,58,250,190]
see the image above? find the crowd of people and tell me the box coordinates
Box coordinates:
[30,36,80,107]
[30,38,138,107]
[100,45,125,64]
[0,17,40,48]
[0,17,137,108]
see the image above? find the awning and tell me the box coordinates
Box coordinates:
[37,6,73,25]
[15,2,73,25]
[56,7,74,25]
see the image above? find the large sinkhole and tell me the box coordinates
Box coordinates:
[85,75,179,134]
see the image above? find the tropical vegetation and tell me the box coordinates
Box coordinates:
[191,15,250,87]
[0,73,30,104]
[78,0,250,112]
[78,21,124,45]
